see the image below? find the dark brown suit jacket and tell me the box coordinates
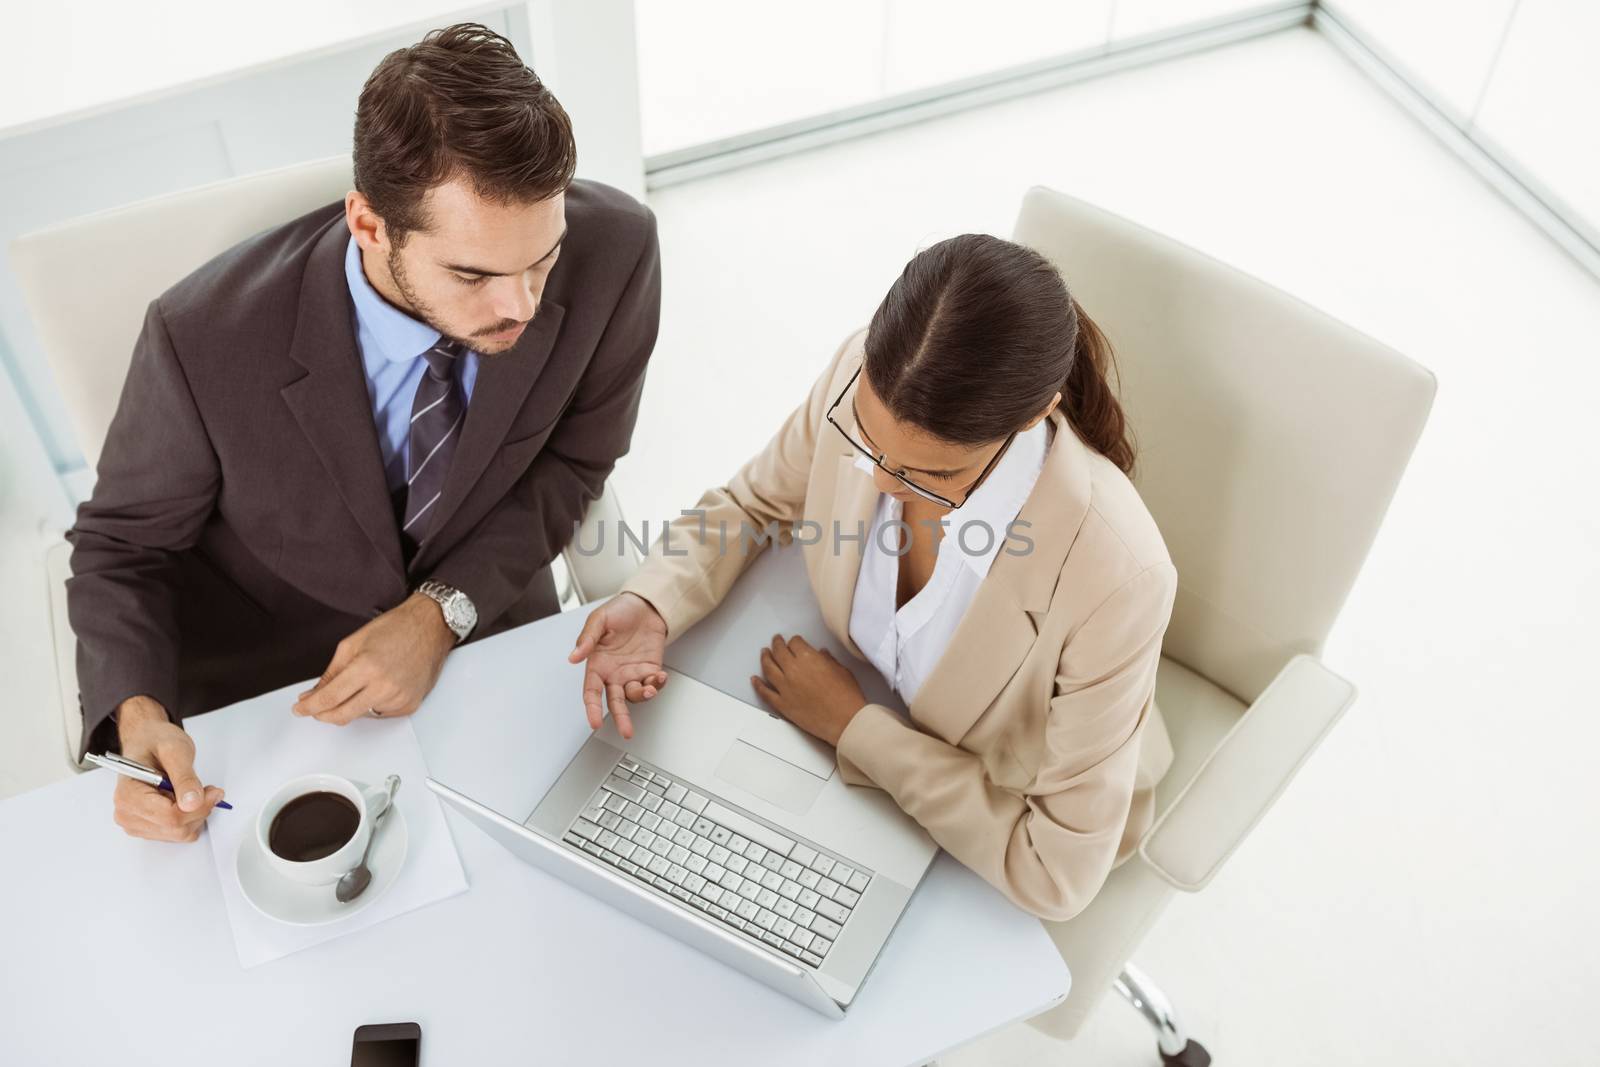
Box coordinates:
[67,179,660,757]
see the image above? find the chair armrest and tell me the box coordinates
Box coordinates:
[560,480,641,604]
[1139,653,1356,891]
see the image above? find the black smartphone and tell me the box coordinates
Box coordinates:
[351,1022,421,1067]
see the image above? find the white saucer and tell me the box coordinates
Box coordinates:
[235,782,409,926]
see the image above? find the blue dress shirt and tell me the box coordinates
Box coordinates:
[343,234,480,491]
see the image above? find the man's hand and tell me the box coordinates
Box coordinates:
[569,592,670,740]
[751,634,869,747]
[292,592,456,725]
[112,696,224,842]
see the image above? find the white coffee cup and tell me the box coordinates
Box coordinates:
[256,773,389,887]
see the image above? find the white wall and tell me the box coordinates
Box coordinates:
[1322,0,1518,121]
[1471,0,1600,235]
[1111,0,1293,40]
[882,0,1112,93]
[1325,0,1598,242]
[634,0,891,156]
[637,0,1287,157]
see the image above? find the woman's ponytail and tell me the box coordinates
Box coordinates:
[1059,296,1136,476]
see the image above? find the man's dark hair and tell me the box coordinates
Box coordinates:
[353,22,576,246]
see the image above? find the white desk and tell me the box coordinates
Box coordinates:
[0,547,1068,1066]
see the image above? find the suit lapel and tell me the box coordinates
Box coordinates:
[414,301,566,562]
[906,588,1041,746]
[905,411,1095,746]
[811,454,880,658]
[280,218,406,581]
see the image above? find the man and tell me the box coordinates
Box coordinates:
[67,23,660,842]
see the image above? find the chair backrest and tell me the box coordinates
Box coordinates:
[10,154,355,468]
[1014,187,1436,705]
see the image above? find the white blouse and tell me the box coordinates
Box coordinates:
[847,419,1053,706]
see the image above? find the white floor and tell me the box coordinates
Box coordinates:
[3,23,1597,1066]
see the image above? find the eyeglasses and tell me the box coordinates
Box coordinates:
[824,364,1015,510]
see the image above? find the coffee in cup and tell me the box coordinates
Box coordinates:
[268,790,361,862]
[256,774,389,887]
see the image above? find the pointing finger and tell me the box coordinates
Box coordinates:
[606,682,634,740]
[583,667,606,730]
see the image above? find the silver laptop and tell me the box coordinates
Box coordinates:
[427,668,937,1018]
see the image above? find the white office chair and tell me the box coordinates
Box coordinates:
[1011,187,1436,1064]
[9,154,638,776]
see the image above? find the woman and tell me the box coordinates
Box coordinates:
[568,233,1176,923]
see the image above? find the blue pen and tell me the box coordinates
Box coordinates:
[85,751,234,810]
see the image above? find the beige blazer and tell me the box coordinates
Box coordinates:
[622,329,1177,922]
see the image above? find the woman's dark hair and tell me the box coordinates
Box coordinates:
[863,233,1136,476]
[352,22,576,246]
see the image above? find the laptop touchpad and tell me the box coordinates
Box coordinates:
[715,740,828,816]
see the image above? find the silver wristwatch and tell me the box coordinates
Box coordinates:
[417,580,477,643]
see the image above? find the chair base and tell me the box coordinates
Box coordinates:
[1115,963,1210,1066]
[1161,1039,1212,1067]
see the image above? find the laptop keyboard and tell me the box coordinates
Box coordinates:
[562,753,873,969]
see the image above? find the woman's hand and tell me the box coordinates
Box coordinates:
[569,592,670,740]
[750,634,868,747]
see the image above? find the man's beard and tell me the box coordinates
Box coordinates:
[387,246,532,354]
[387,246,475,350]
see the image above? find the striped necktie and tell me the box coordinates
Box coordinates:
[400,338,467,558]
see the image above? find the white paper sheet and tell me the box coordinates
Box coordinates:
[185,693,468,969]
